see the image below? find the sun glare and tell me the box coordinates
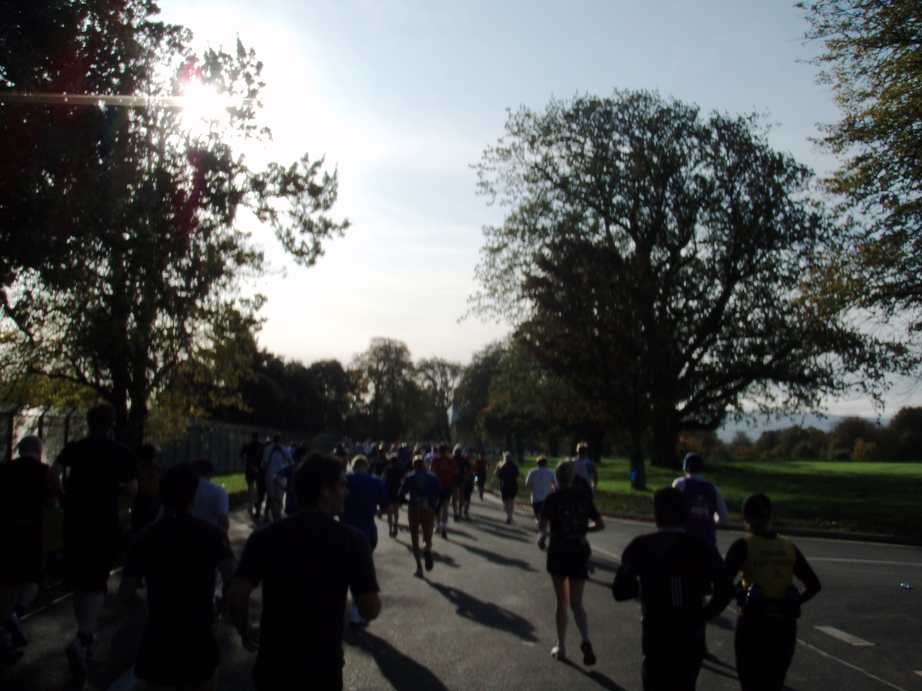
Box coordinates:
[178,79,232,134]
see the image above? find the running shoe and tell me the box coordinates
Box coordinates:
[413,567,424,578]
[537,534,547,551]
[581,640,596,666]
[441,527,448,539]
[6,612,27,647]
[424,549,434,571]
[550,645,566,660]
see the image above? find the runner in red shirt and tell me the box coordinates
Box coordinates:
[427,444,456,539]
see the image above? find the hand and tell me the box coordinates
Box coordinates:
[240,624,260,652]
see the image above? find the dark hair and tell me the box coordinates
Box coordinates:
[87,403,116,434]
[653,487,687,528]
[438,443,449,454]
[683,452,704,473]
[555,460,575,485]
[138,444,158,464]
[193,458,214,477]
[741,493,772,522]
[160,462,199,511]
[293,453,344,507]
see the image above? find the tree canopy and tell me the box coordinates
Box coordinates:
[474,89,894,471]
[0,0,347,447]
[801,1,922,329]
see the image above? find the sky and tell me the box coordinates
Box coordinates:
[156,0,920,423]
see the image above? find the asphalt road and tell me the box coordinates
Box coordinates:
[2,494,920,691]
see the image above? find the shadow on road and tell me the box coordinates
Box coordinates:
[344,629,449,691]
[472,521,532,543]
[456,543,537,572]
[701,656,739,682]
[425,581,538,641]
[554,657,628,690]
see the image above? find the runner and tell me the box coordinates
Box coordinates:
[228,453,381,691]
[612,487,734,690]
[341,456,390,627]
[47,403,138,679]
[131,444,163,534]
[0,435,55,649]
[525,455,556,548]
[240,431,265,519]
[262,435,292,523]
[538,460,604,664]
[428,444,457,539]
[452,444,472,520]
[191,459,230,532]
[396,456,444,578]
[572,442,598,495]
[118,462,236,690]
[381,453,406,537]
[495,452,520,524]
[473,451,489,500]
[672,452,730,548]
[722,493,822,691]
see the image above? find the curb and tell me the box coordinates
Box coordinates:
[494,490,922,547]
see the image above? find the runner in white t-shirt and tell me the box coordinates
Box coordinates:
[526,455,557,550]
[262,435,293,522]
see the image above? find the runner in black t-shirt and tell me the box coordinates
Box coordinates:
[241,431,266,519]
[119,462,236,688]
[0,435,55,648]
[228,453,381,691]
[613,487,734,691]
[47,403,137,678]
[538,460,604,665]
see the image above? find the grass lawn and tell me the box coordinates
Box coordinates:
[489,457,922,539]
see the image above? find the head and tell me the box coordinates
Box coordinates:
[160,462,199,512]
[502,451,514,464]
[16,435,43,461]
[653,487,688,529]
[439,443,449,455]
[272,433,282,444]
[741,493,773,532]
[293,452,347,515]
[351,455,370,473]
[413,455,426,472]
[251,430,260,442]
[87,402,116,436]
[138,444,158,465]
[536,455,548,467]
[453,444,463,457]
[683,452,704,474]
[193,458,214,479]
[555,459,575,486]
[576,442,588,458]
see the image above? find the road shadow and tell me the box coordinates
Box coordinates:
[707,613,734,631]
[343,629,449,691]
[425,581,538,641]
[554,657,628,690]
[456,543,537,572]
[472,521,531,543]
[393,539,460,569]
[700,657,740,682]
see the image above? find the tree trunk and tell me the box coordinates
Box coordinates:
[650,411,680,469]
[628,428,646,490]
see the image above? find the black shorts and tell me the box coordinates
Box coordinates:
[500,484,518,501]
[532,500,545,518]
[63,524,119,592]
[547,538,591,580]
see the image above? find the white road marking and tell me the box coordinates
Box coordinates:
[799,639,909,691]
[811,558,922,567]
[815,625,875,647]
[915,671,922,678]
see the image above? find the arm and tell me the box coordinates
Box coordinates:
[117,575,144,605]
[354,591,381,622]
[590,462,599,491]
[702,545,735,619]
[612,542,639,601]
[47,462,65,502]
[792,546,822,605]
[587,516,605,533]
[217,557,236,600]
[227,578,260,651]
[713,487,730,526]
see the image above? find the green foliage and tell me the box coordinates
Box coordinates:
[474,89,890,471]
[452,341,505,442]
[0,0,347,447]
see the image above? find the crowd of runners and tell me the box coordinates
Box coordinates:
[0,404,821,691]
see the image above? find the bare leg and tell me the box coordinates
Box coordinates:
[552,575,569,649]
[568,578,590,641]
[74,591,105,635]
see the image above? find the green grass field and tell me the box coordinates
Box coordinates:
[491,457,922,539]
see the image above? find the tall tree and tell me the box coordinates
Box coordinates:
[800,2,922,336]
[474,90,891,469]
[452,341,505,443]
[0,0,347,448]
[415,357,461,443]
[349,337,415,441]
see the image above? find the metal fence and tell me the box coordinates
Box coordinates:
[0,407,310,474]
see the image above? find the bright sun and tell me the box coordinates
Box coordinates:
[178,79,232,134]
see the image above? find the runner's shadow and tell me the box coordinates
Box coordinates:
[456,543,537,572]
[555,658,627,690]
[708,613,734,631]
[344,629,449,691]
[700,658,739,681]
[472,522,531,543]
[425,582,538,641]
